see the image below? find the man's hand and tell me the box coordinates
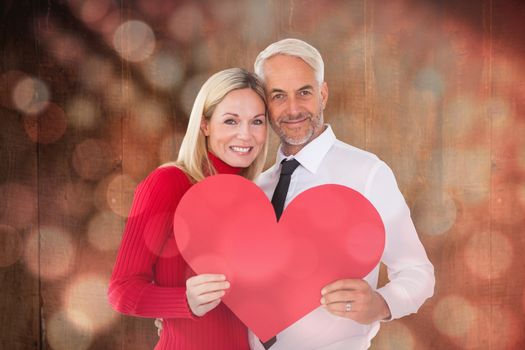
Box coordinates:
[320,279,391,324]
[186,274,230,317]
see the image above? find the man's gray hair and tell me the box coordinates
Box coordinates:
[254,38,324,84]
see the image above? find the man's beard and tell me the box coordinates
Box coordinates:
[271,108,324,147]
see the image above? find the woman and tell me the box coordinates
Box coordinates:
[108,68,268,349]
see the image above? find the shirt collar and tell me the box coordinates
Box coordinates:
[275,124,336,174]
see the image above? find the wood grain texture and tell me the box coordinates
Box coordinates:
[0,0,524,349]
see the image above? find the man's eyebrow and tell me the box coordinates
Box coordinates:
[269,88,286,94]
[298,85,314,91]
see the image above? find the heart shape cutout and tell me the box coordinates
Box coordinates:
[173,174,385,342]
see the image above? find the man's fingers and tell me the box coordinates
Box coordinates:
[186,274,226,287]
[321,279,364,295]
[320,290,355,305]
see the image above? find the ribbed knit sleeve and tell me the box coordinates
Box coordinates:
[108,166,195,319]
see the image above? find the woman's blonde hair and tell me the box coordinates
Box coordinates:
[175,68,268,182]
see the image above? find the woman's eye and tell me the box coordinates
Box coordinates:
[252,119,265,125]
[224,119,237,125]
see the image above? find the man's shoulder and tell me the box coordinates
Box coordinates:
[329,138,382,165]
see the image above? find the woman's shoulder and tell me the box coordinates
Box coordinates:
[139,164,193,195]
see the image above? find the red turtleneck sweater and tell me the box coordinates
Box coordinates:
[108,154,249,349]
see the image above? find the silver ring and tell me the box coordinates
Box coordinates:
[345,302,352,312]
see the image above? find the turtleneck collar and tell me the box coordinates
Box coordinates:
[207,151,243,175]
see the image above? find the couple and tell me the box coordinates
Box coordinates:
[108,38,435,350]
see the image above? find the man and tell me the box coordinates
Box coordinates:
[249,38,435,350]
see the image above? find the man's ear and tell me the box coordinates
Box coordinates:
[320,82,329,110]
[200,118,210,136]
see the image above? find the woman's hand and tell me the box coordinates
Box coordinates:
[186,274,230,317]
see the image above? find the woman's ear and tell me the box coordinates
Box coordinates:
[200,118,210,136]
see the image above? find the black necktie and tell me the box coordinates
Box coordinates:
[262,158,300,349]
[271,158,301,221]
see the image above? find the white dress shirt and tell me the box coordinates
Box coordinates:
[249,125,435,350]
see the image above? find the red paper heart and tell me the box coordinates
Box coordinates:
[173,174,385,342]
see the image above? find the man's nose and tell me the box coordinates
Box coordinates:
[284,96,300,115]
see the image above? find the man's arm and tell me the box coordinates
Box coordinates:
[322,160,435,323]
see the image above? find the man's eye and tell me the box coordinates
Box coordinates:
[224,119,237,125]
[299,90,312,96]
[272,93,285,100]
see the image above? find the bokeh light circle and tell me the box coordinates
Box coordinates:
[24,226,75,280]
[0,224,24,267]
[464,231,513,280]
[72,138,116,181]
[47,310,93,350]
[24,102,67,144]
[65,275,118,332]
[412,189,457,235]
[142,51,184,91]
[0,182,37,229]
[87,211,123,251]
[433,295,478,339]
[106,174,137,217]
[12,76,50,115]
[371,321,415,350]
[167,4,204,43]
[66,96,100,130]
[113,20,156,62]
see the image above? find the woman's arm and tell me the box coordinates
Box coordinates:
[108,167,195,319]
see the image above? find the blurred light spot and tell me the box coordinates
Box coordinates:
[137,0,176,19]
[24,226,75,280]
[65,96,100,130]
[113,20,156,62]
[65,275,118,332]
[180,73,209,116]
[0,182,37,229]
[0,224,24,267]
[131,99,168,136]
[433,295,478,338]
[24,102,67,144]
[209,0,240,25]
[106,174,137,217]
[168,4,204,44]
[464,231,513,280]
[412,189,457,235]
[159,131,184,164]
[443,96,479,141]
[414,67,445,96]
[79,56,114,91]
[57,181,94,220]
[72,139,116,181]
[69,0,111,24]
[106,78,140,112]
[486,98,510,129]
[0,70,26,109]
[142,51,184,91]
[443,147,490,203]
[87,211,123,251]
[47,33,86,65]
[12,76,50,115]
[371,322,415,350]
[122,143,158,181]
[47,310,93,350]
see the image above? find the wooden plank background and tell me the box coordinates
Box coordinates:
[1,0,524,349]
